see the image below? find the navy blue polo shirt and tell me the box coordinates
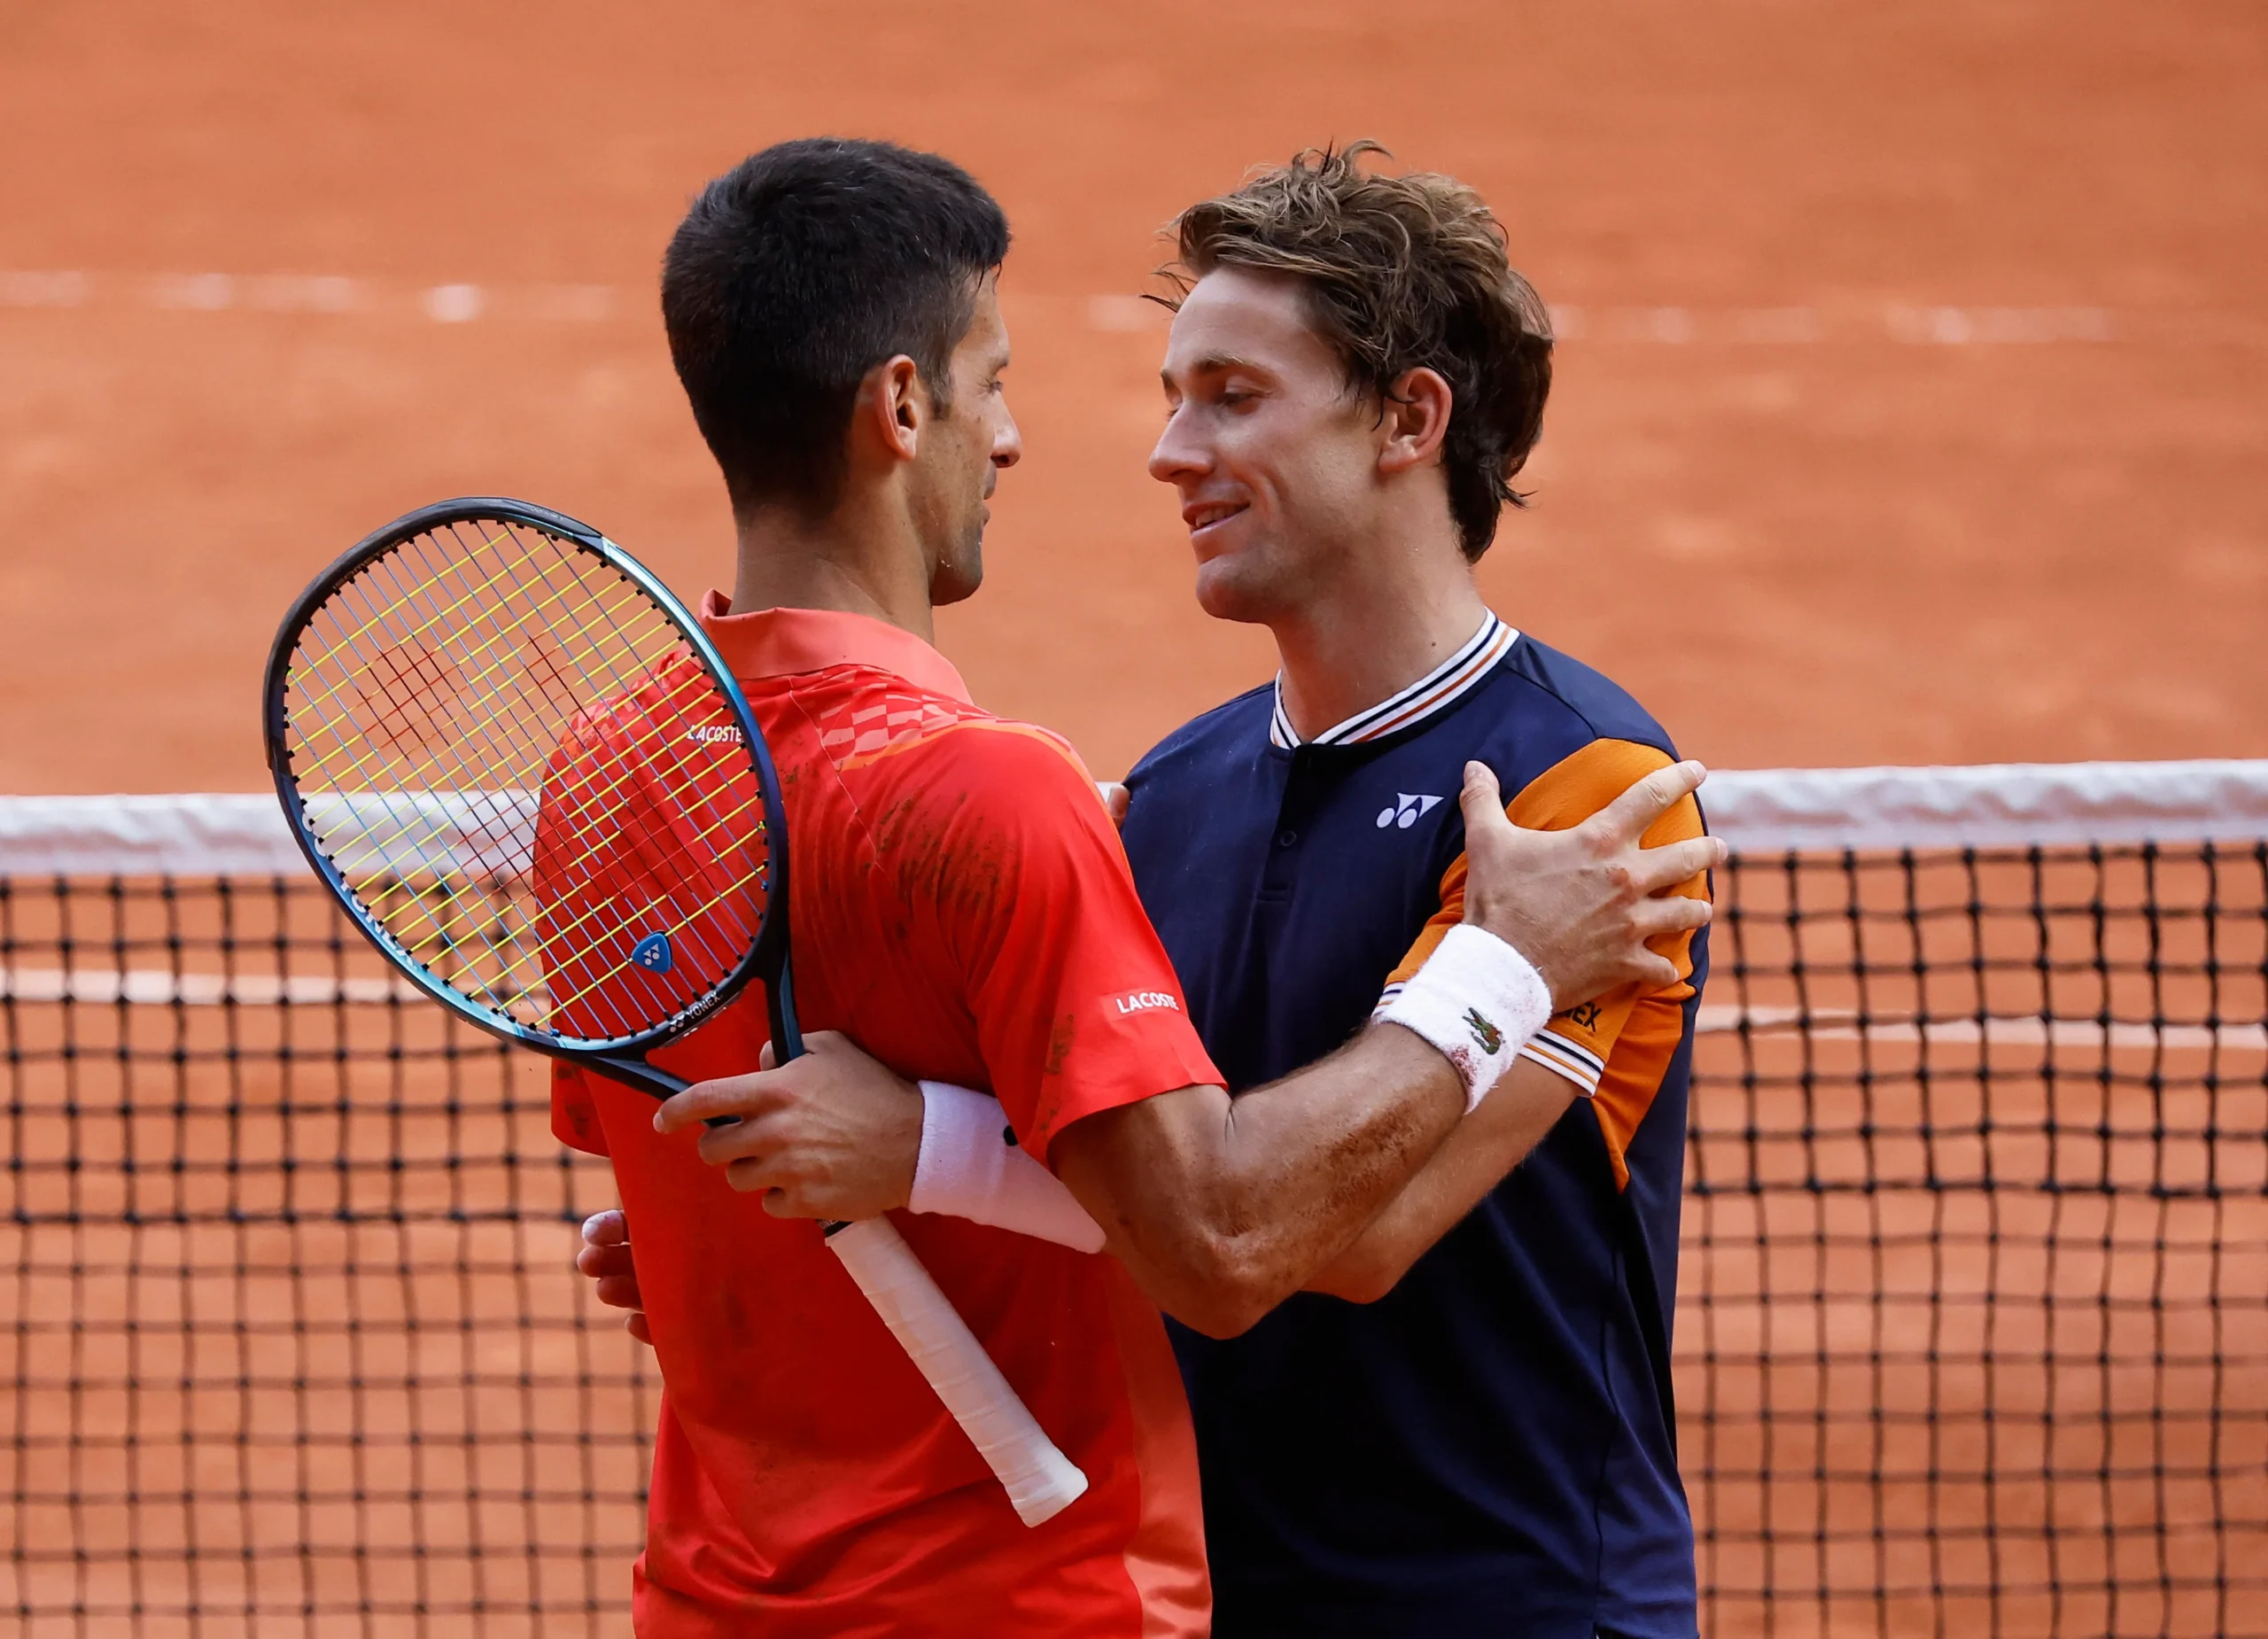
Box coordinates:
[1120,615,1708,1639]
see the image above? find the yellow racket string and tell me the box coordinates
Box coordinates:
[304,541,726,851]
[299,539,687,866]
[284,517,775,1041]
[400,780,768,981]
[286,523,600,721]
[478,819,767,1001]
[291,556,664,764]
[284,525,528,719]
[308,679,760,997]
[542,857,775,1022]
[431,761,774,1000]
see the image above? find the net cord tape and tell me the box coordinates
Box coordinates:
[4,758,2264,878]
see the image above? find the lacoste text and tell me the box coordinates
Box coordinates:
[1112,990,1181,1014]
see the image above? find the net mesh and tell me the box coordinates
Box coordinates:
[1688,836,2268,1638]
[4,765,2265,1637]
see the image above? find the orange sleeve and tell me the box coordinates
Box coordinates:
[1379,739,1709,1186]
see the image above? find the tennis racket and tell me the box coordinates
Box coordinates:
[262,496,1088,1527]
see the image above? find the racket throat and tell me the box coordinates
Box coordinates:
[586,1055,690,1102]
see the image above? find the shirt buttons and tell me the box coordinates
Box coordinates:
[1276,828,1299,848]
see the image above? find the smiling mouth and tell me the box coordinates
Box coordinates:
[1184,501,1248,536]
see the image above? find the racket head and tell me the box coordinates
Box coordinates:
[263,497,790,1058]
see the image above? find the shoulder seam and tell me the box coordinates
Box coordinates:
[1499,637,1675,755]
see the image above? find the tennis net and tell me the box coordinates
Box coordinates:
[4,760,2265,1636]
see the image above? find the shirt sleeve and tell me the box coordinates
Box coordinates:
[1379,738,1709,1100]
[552,1061,610,1156]
[915,723,1223,1167]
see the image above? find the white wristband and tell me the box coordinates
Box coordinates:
[1375,923,1553,1111]
[908,1082,1107,1254]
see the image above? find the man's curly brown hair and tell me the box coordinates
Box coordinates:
[1161,143,1553,561]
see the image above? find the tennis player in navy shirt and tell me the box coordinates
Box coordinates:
[1107,147,1709,1638]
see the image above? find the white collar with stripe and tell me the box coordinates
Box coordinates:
[1268,612,1518,750]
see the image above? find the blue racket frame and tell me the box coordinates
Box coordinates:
[261,496,804,1100]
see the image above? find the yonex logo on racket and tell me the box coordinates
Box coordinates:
[630,933,674,974]
[684,724,744,745]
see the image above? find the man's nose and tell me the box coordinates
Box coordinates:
[1149,408,1205,485]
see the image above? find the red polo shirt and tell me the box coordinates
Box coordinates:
[546,596,1216,1637]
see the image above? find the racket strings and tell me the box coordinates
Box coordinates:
[291,554,656,779]
[327,529,718,894]
[312,532,763,1036]
[292,562,655,1027]
[376,525,769,1024]
[291,542,711,1026]
[309,523,672,793]
[281,517,775,1044]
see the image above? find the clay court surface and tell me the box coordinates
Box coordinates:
[2,1,2264,1634]
[0,0,2264,790]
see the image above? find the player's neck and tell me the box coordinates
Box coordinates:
[1270,535,1489,742]
[728,496,937,644]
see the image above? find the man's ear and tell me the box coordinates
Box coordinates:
[1377,367,1452,477]
[850,353,927,466]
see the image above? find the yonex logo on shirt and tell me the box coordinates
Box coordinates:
[1376,793,1444,829]
[1110,990,1181,1016]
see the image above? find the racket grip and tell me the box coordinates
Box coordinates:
[825,1216,1090,1527]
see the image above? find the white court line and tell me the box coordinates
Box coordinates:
[0,272,2155,345]
[0,272,617,324]
[1698,1005,2267,1053]
[0,967,420,1006]
[0,967,554,1008]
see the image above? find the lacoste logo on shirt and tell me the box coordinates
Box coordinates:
[1376,793,1445,830]
[683,724,744,745]
[1110,990,1181,1016]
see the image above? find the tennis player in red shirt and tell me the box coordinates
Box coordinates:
[562,138,1717,1636]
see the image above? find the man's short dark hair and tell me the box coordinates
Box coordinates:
[1164,143,1553,561]
[662,138,1010,519]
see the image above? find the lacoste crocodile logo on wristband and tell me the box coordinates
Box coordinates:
[1462,1006,1504,1055]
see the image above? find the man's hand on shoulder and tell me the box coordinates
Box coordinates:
[1458,758,1723,1007]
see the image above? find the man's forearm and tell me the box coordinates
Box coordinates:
[1303,1058,1575,1304]
[1051,1023,1464,1338]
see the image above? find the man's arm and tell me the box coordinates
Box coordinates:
[656,759,1720,1339]
[1048,1024,1458,1335]
[1299,1060,1575,1302]
[1308,738,1713,1302]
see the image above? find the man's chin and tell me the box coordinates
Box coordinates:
[1192,560,1278,626]
[929,540,984,608]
